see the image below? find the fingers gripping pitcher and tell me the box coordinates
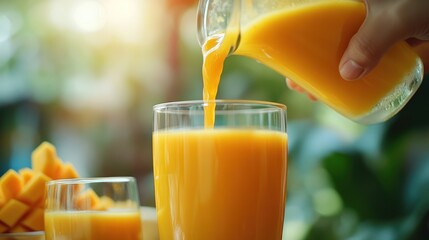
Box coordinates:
[198,0,424,124]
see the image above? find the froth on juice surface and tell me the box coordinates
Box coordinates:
[202,0,421,119]
[153,129,288,240]
[44,211,141,240]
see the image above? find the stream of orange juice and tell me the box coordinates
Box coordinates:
[202,32,236,128]
[202,0,421,121]
[153,129,288,240]
[44,211,141,240]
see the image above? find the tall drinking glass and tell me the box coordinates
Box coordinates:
[153,100,288,240]
[44,177,141,240]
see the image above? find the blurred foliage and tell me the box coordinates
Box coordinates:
[287,79,429,240]
[0,0,428,239]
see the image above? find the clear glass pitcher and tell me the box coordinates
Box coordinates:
[197,0,424,124]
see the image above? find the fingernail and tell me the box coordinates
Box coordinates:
[340,59,364,80]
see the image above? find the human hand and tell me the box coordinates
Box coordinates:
[285,78,317,101]
[339,0,429,80]
[287,0,429,99]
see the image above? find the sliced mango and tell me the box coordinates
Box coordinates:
[0,199,29,227]
[0,141,81,233]
[21,208,44,231]
[0,222,8,233]
[93,195,115,210]
[19,168,35,184]
[17,172,51,206]
[75,188,101,210]
[0,170,23,201]
[31,141,62,179]
[58,162,80,179]
[10,224,30,233]
[34,196,46,209]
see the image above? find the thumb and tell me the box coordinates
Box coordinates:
[339,1,405,80]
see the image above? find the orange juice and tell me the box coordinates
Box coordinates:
[202,33,236,128]
[44,211,141,240]
[153,129,288,240]
[202,0,422,122]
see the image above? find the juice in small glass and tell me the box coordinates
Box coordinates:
[44,211,141,240]
[44,177,141,240]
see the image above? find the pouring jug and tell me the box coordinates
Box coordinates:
[197,0,424,124]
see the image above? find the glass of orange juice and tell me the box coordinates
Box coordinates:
[44,177,142,240]
[153,100,288,240]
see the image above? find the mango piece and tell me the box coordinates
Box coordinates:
[19,168,35,184]
[17,172,51,205]
[0,199,29,227]
[0,141,81,233]
[51,159,63,179]
[0,170,23,201]
[0,222,8,233]
[21,208,44,231]
[57,162,80,180]
[75,188,101,210]
[0,195,5,209]
[34,196,45,209]
[93,196,115,210]
[10,224,31,233]
[31,142,61,179]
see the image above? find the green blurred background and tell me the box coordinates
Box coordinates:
[0,0,428,239]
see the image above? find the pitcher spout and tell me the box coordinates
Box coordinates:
[197,0,241,54]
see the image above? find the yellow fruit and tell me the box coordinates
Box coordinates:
[0,142,80,233]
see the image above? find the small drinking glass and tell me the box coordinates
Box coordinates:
[44,177,141,240]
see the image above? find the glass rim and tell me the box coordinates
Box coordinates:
[46,176,136,186]
[153,99,287,112]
